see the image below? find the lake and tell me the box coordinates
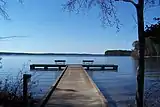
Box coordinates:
[0,55,160,107]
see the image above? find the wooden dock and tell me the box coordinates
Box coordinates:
[30,64,118,70]
[82,64,118,70]
[40,65,107,107]
[30,64,66,70]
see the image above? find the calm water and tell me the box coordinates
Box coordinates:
[0,55,160,107]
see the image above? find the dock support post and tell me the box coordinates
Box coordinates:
[30,65,35,70]
[87,67,89,70]
[113,66,118,70]
[44,66,48,70]
[59,66,61,70]
[101,66,105,70]
[23,74,31,107]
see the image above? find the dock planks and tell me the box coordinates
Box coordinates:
[45,65,107,107]
[30,64,118,70]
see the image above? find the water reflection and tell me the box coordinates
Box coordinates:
[30,70,62,98]
[145,57,160,72]
[87,57,160,107]
[0,63,2,68]
[133,57,160,72]
[87,70,136,107]
[0,58,2,68]
[144,57,160,107]
[0,56,160,107]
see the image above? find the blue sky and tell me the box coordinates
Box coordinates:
[0,0,160,53]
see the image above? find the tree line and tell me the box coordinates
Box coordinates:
[105,50,132,56]
[132,18,160,57]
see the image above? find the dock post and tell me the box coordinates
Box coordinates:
[23,74,31,107]
[87,66,89,70]
[59,66,61,70]
[30,65,35,70]
[101,66,105,70]
[44,66,48,70]
[113,66,118,70]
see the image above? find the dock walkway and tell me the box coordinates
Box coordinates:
[44,65,107,107]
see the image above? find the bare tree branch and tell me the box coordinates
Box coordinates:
[64,0,159,31]
[63,0,121,31]
[0,0,23,19]
[18,0,24,4]
[144,0,160,10]
[123,0,137,6]
[115,0,137,7]
[132,14,137,24]
[0,0,9,19]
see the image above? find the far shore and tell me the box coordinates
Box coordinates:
[0,52,105,56]
[0,52,130,56]
[1,52,160,58]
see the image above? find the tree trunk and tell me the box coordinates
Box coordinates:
[136,0,145,107]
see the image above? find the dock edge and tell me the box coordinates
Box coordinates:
[37,66,68,107]
[81,66,108,107]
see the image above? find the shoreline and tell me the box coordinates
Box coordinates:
[0,52,130,56]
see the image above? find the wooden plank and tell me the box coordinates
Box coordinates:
[45,65,107,107]
[30,64,66,67]
[30,64,117,67]
[30,64,118,70]
[30,64,66,70]
[38,66,68,107]
[82,64,118,70]
[82,64,117,67]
